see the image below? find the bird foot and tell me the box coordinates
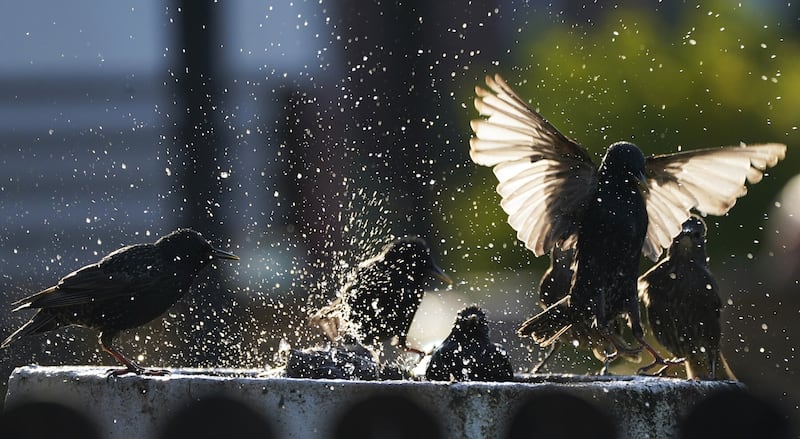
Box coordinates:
[401,345,427,358]
[531,343,559,374]
[599,328,642,356]
[637,357,685,376]
[597,365,616,376]
[611,342,642,356]
[598,349,619,375]
[106,365,170,377]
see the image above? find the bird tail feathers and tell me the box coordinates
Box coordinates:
[685,349,737,381]
[9,286,59,311]
[1,312,60,349]
[715,351,737,381]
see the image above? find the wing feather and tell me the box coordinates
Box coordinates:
[471,74,787,261]
[643,143,787,260]
[14,245,162,309]
[470,74,597,256]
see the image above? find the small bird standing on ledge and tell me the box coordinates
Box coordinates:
[426,305,514,382]
[2,229,239,376]
[638,216,736,380]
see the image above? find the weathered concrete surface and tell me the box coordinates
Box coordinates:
[4,366,742,438]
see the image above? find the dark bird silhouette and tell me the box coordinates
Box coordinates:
[522,246,635,373]
[470,74,786,371]
[1,229,239,375]
[638,216,736,379]
[426,305,513,382]
[309,237,451,350]
[284,334,382,380]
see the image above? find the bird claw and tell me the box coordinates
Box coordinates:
[598,348,619,376]
[612,343,642,356]
[637,363,668,376]
[598,364,615,376]
[637,356,685,376]
[106,366,170,378]
[599,327,642,356]
[403,346,426,357]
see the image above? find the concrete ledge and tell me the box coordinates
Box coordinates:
[4,366,742,438]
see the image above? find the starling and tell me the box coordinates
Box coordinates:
[309,237,451,350]
[470,74,786,371]
[426,305,513,382]
[638,216,737,379]
[1,228,239,375]
[284,334,382,380]
[521,246,635,373]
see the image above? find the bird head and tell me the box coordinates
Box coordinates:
[672,216,707,257]
[382,237,452,285]
[156,229,240,266]
[601,142,648,192]
[453,305,490,339]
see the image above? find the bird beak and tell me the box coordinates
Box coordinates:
[676,235,695,253]
[429,264,453,286]
[211,247,240,260]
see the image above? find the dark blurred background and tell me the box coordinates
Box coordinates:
[0,0,798,430]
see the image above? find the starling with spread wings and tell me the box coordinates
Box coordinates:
[469,74,786,371]
[1,229,239,375]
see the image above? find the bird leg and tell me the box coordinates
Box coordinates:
[394,335,426,357]
[624,301,683,376]
[598,345,619,376]
[532,341,560,374]
[100,332,169,377]
[598,326,641,356]
[403,345,426,357]
[634,332,684,376]
[596,327,642,376]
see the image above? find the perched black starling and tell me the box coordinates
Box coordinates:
[309,237,451,350]
[521,246,634,373]
[470,74,786,371]
[1,229,239,375]
[638,216,737,379]
[425,305,513,382]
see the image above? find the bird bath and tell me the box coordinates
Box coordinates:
[3,366,742,438]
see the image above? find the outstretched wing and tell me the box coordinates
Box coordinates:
[642,143,787,261]
[470,74,598,256]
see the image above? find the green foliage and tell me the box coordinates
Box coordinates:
[448,2,798,272]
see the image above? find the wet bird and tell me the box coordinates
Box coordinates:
[523,246,579,372]
[470,74,786,371]
[426,305,513,382]
[309,237,452,350]
[521,246,634,373]
[638,216,737,379]
[284,334,382,380]
[1,229,239,376]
